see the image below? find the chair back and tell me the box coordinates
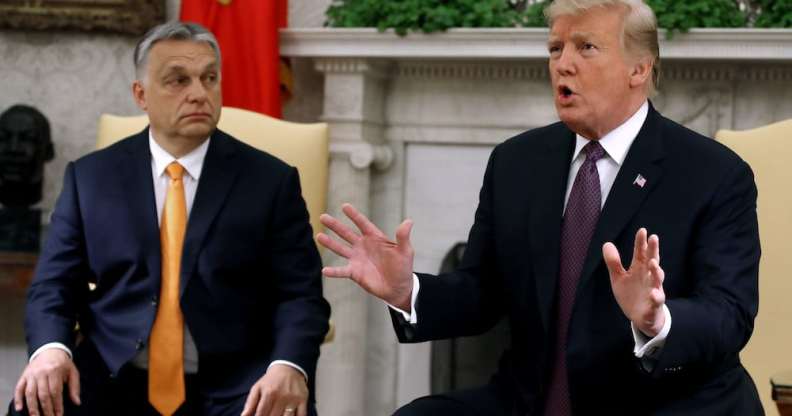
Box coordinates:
[717,119,792,415]
[96,107,329,235]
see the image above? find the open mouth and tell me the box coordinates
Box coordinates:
[558,85,574,98]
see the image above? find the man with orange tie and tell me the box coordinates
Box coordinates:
[9,22,329,416]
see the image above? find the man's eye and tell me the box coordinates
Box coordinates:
[167,76,188,86]
[548,45,561,55]
[582,43,596,50]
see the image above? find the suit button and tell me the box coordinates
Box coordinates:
[135,339,144,350]
[151,296,158,306]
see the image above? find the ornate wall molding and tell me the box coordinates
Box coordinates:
[282,28,792,61]
[0,0,165,36]
[397,62,548,81]
[315,58,393,79]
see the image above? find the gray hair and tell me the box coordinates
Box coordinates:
[133,21,222,82]
[545,0,660,96]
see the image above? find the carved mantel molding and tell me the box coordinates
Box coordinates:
[281,28,792,61]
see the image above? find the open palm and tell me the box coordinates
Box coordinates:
[602,228,666,337]
[317,203,415,312]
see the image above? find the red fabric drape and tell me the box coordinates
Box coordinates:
[180,0,288,118]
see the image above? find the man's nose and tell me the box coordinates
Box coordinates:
[555,47,577,76]
[186,78,208,102]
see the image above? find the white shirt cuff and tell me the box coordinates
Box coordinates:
[386,273,420,324]
[268,360,308,382]
[30,343,72,362]
[632,303,672,358]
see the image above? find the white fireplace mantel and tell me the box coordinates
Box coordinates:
[281,28,792,61]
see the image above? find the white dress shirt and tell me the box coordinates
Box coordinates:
[32,131,307,380]
[389,101,671,361]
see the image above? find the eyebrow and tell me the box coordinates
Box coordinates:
[548,31,599,45]
[160,61,218,76]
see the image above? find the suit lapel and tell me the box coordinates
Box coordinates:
[574,105,667,296]
[180,130,241,295]
[529,128,576,332]
[120,129,162,286]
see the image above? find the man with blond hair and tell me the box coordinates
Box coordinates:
[317,0,763,414]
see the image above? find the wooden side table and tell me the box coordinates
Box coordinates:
[772,370,792,416]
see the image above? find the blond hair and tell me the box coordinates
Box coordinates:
[545,0,660,96]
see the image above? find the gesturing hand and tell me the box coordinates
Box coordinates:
[602,228,666,337]
[317,203,415,312]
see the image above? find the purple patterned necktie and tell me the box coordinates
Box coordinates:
[544,141,606,416]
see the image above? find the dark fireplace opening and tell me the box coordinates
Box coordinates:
[431,242,511,394]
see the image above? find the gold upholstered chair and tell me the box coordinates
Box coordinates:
[96,107,334,342]
[717,119,792,416]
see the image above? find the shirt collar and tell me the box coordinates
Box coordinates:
[148,129,210,180]
[571,101,648,166]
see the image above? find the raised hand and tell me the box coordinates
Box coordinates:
[317,203,415,312]
[602,228,666,337]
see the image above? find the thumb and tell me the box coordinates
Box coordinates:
[395,219,414,253]
[602,242,626,279]
[67,364,81,405]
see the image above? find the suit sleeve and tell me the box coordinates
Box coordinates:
[267,167,331,381]
[25,162,91,356]
[391,146,506,343]
[650,159,760,378]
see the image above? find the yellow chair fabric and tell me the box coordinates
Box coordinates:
[717,119,792,416]
[96,107,329,236]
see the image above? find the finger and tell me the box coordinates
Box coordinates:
[651,287,666,306]
[648,233,660,262]
[319,213,360,244]
[14,375,27,411]
[342,203,385,238]
[316,233,354,259]
[25,377,39,416]
[67,365,81,405]
[37,377,54,416]
[648,258,665,287]
[632,228,647,263]
[321,265,353,279]
[255,390,274,416]
[241,387,261,416]
[297,401,308,416]
[267,401,285,416]
[602,242,626,279]
[47,373,63,416]
[394,219,414,254]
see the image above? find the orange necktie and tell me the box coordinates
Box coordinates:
[149,162,186,415]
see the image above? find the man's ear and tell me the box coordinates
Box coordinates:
[629,57,653,90]
[132,80,147,111]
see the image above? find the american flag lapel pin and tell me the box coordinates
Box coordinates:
[633,174,647,188]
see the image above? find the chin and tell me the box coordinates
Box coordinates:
[181,123,215,139]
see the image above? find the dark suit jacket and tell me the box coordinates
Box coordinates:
[25,128,330,399]
[392,105,762,415]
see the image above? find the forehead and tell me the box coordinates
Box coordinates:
[147,40,217,71]
[549,6,626,40]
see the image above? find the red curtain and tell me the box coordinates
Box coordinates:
[180,0,288,118]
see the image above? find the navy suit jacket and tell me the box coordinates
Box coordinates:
[392,105,762,415]
[25,128,330,399]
